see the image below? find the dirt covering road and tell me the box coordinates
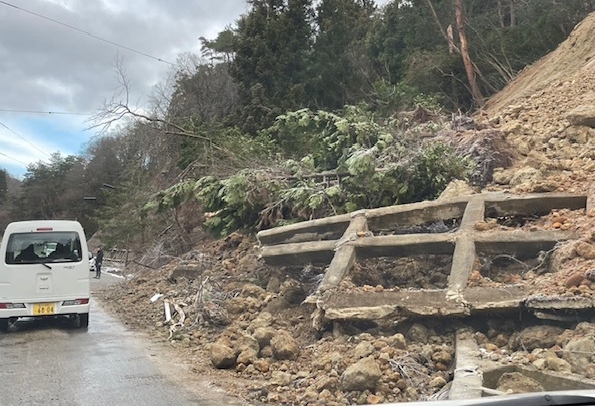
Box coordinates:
[98,11,595,406]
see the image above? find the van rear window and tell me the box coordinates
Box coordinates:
[5,232,83,265]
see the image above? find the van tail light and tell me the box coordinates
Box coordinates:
[62,299,89,306]
[36,227,53,231]
[0,302,26,309]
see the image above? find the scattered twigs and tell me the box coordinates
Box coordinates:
[131,259,157,269]
[194,276,211,325]
[388,353,431,387]
[173,303,186,325]
[165,300,187,340]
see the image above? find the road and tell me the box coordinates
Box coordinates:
[0,272,247,406]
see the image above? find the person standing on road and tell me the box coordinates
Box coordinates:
[94,247,104,279]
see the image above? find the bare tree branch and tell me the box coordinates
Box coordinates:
[88,56,226,153]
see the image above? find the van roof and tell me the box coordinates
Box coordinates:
[4,220,84,233]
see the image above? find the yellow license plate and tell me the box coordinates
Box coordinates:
[33,303,55,316]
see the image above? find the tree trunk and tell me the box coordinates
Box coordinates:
[454,0,485,106]
[509,0,516,27]
[497,0,505,28]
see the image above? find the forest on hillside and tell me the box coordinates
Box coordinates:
[1,0,594,253]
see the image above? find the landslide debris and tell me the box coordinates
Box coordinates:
[98,11,595,405]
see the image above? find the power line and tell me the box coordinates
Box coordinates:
[0,108,91,116]
[0,120,51,158]
[0,0,175,66]
[0,150,29,166]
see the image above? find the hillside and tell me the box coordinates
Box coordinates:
[481,10,595,197]
[97,11,595,406]
[484,11,595,115]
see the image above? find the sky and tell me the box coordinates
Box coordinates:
[0,0,390,179]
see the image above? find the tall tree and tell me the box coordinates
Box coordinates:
[453,0,484,106]
[311,0,377,109]
[200,29,235,64]
[231,0,314,132]
[0,169,7,206]
[168,62,239,125]
[13,154,94,230]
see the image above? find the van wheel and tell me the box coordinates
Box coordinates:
[0,319,9,333]
[79,313,89,329]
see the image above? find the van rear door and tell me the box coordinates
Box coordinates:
[2,228,88,301]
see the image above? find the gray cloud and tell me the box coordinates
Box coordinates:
[0,0,390,176]
[0,0,248,115]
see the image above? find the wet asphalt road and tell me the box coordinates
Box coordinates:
[0,272,246,406]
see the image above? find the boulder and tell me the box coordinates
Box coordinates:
[567,105,595,128]
[575,241,595,260]
[339,356,382,391]
[496,372,544,393]
[247,312,273,332]
[266,276,281,293]
[510,325,564,351]
[314,376,339,392]
[210,342,237,369]
[437,180,477,200]
[237,348,258,365]
[407,323,430,343]
[271,330,300,360]
[314,351,344,371]
[253,326,277,348]
[270,371,292,386]
[353,341,375,359]
[546,354,572,373]
[509,166,541,187]
[387,333,407,350]
[492,168,514,185]
[236,333,260,353]
[253,359,270,373]
[563,336,595,373]
[240,283,266,299]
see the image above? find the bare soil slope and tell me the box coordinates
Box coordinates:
[483,11,595,114]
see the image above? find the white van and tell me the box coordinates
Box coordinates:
[0,220,90,333]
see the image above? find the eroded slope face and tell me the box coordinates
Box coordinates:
[479,12,595,199]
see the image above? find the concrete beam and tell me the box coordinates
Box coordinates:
[323,290,467,320]
[475,230,575,256]
[449,329,484,400]
[366,201,468,231]
[257,214,351,246]
[351,234,455,258]
[484,194,587,217]
[317,213,368,293]
[260,240,336,266]
[323,287,531,322]
[525,295,595,310]
[448,198,484,291]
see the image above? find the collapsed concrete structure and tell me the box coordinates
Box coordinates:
[257,192,595,399]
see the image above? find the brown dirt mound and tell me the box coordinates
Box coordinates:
[483,11,595,115]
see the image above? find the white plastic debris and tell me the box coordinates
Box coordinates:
[164,299,172,323]
[150,293,164,303]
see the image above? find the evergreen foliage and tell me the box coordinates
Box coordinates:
[231,0,314,132]
[143,106,474,235]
